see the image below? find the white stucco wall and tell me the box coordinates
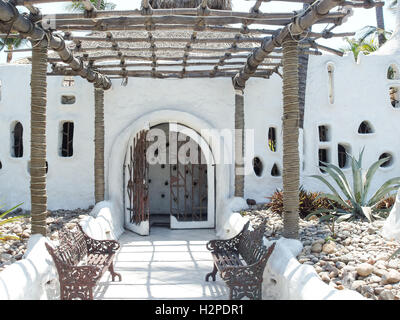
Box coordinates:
[303,52,400,199]
[1,47,400,235]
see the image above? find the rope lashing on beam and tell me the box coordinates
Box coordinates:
[0,0,111,90]
[232,0,377,90]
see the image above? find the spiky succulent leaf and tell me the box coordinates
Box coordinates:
[351,153,363,204]
[362,156,392,205]
[368,179,400,206]
[319,162,354,201]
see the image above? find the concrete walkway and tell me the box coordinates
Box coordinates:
[94,227,229,300]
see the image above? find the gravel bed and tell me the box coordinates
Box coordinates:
[0,208,92,272]
[242,207,400,300]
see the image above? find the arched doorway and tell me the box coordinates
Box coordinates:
[123,122,215,235]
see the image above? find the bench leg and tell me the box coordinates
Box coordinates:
[60,284,94,300]
[229,284,262,300]
[205,263,218,282]
[108,263,122,282]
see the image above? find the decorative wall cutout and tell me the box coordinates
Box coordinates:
[61,122,74,157]
[62,76,75,87]
[327,63,334,104]
[318,148,329,173]
[268,127,277,152]
[11,121,23,158]
[358,121,374,134]
[252,157,263,177]
[318,125,330,142]
[61,95,76,105]
[388,64,399,80]
[271,163,280,176]
[389,87,399,108]
[0,160,2,170]
[379,152,393,168]
[338,143,350,168]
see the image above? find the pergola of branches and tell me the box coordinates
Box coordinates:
[0,0,383,239]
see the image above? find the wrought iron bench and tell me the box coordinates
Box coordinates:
[45,223,122,300]
[205,221,276,300]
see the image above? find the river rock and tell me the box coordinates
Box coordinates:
[382,270,400,285]
[357,263,374,277]
[322,242,336,254]
[379,289,395,300]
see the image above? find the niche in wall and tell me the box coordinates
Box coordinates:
[318,148,330,173]
[327,63,334,104]
[61,95,76,105]
[358,121,374,134]
[271,163,281,177]
[62,76,75,87]
[389,87,400,108]
[60,122,74,157]
[338,143,351,169]
[11,121,23,158]
[253,157,263,177]
[379,152,393,168]
[268,127,277,152]
[388,64,399,80]
[318,125,330,142]
[0,160,2,170]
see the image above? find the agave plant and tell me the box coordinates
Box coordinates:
[0,203,26,241]
[306,149,400,223]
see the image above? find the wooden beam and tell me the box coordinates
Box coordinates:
[232,0,369,89]
[0,0,111,90]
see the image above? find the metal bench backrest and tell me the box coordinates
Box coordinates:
[55,226,88,266]
[238,221,266,265]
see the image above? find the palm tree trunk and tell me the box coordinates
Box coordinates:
[6,44,12,63]
[94,87,105,203]
[234,90,244,198]
[282,36,300,239]
[298,3,310,128]
[30,40,48,236]
[376,5,386,46]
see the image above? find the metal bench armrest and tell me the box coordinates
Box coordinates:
[206,221,250,251]
[76,223,120,254]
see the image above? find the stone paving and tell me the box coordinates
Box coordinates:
[94,227,229,300]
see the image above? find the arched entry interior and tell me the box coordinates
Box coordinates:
[124,122,215,235]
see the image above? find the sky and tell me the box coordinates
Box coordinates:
[0,0,397,63]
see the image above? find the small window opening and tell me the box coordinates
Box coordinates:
[338,144,350,168]
[318,125,330,142]
[379,153,393,168]
[61,95,76,105]
[388,65,399,80]
[61,122,74,157]
[62,76,75,87]
[0,160,2,170]
[389,87,399,108]
[271,163,280,176]
[358,121,374,134]
[253,157,263,177]
[327,63,334,104]
[268,127,277,152]
[11,122,23,158]
[318,148,329,173]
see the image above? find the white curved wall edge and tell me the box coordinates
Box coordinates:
[0,201,120,300]
[382,188,400,241]
[0,235,57,300]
